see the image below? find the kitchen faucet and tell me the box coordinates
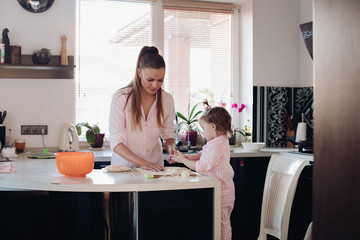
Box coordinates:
[175,113,182,150]
[186,129,192,151]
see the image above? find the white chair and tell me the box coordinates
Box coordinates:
[303,221,312,240]
[258,154,310,240]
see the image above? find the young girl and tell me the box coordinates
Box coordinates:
[171,104,235,240]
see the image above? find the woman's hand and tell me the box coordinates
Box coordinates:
[163,138,176,155]
[170,150,197,170]
[170,150,187,163]
[140,161,163,172]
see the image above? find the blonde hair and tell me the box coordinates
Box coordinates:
[122,46,165,131]
[201,101,232,138]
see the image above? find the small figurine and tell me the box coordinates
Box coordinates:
[2,28,10,64]
[60,35,68,65]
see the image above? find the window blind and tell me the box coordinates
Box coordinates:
[76,0,153,139]
[76,0,237,139]
[162,2,235,122]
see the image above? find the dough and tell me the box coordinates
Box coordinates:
[164,167,193,178]
[103,164,132,172]
[180,169,191,178]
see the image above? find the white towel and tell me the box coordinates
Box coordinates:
[0,162,15,173]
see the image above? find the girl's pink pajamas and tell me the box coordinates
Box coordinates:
[196,135,235,240]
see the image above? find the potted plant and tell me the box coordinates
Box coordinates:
[229,102,246,145]
[75,122,104,148]
[231,128,246,145]
[176,103,203,147]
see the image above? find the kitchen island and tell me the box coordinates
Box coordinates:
[0,156,221,240]
[0,146,312,240]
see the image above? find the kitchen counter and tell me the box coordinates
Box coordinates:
[0,154,221,240]
[0,156,221,193]
[0,147,311,240]
[0,146,298,191]
[17,146,300,162]
[89,146,299,162]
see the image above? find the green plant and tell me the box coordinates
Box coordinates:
[75,122,100,144]
[233,127,246,138]
[176,103,203,131]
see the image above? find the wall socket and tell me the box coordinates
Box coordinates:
[21,125,48,135]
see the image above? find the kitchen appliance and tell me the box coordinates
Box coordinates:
[0,126,5,150]
[59,124,79,152]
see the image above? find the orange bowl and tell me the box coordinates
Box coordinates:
[55,152,94,177]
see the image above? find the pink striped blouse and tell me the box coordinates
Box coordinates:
[109,87,175,168]
[195,135,235,205]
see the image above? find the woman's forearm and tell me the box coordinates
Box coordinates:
[113,143,163,171]
[113,143,145,166]
[163,138,175,155]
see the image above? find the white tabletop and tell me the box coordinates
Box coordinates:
[0,147,300,192]
[0,157,220,192]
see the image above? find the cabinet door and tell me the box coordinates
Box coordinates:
[138,189,213,240]
[230,157,270,240]
[94,161,111,169]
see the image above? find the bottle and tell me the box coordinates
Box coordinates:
[2,28,11,64]
[244,119,252,142]
[0,43,4,64]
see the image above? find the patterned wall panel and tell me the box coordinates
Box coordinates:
[253,86,313,147]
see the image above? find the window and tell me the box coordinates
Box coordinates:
[76,0,238,139]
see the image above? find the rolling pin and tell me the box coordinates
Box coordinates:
[144,173,196,179]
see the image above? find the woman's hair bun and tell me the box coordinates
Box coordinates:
[145,46,159,55]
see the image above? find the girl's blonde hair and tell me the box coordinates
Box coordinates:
[122,46,165,131]
[201,101,232,138]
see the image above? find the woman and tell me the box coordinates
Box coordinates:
[109,46,175,171]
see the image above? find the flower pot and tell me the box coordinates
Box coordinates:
[185,130,198,146]
[91,133,105,148]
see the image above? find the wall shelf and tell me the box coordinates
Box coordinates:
[0,55,75,79]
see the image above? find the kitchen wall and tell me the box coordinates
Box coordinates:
[299,0,313,85]
[0,0,75,148]
[0,0,313,148]
[252,0,313,87]
[253,86,313,147]
[239,0,313,135]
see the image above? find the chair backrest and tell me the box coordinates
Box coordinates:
[258,154,310,240]
[303,221,313,240]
